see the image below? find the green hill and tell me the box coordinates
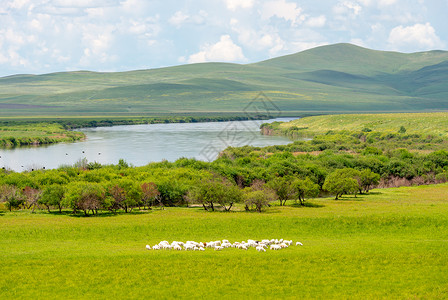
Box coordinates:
[1,43,448,117]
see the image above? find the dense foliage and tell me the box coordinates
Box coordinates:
[2,123,448,215]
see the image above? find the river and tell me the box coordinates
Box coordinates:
[0,118,295,172]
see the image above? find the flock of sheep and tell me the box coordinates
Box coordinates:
[145,239,303,252]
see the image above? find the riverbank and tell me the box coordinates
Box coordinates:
[0,123,85,148]
[260,112,448,139]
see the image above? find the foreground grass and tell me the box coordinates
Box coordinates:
[1,184,448,299]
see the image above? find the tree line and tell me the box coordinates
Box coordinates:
[2,127,448,214]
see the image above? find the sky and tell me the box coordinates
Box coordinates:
[0,0,447,77]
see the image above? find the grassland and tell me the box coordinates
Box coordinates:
[265,112,448,138]
[0,123,84,147]
[1,183,448,299]
[1,43,448,117]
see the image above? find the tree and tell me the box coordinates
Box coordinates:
[107,179,142,213]
[290,177,319,205]
[64,182,105,215]
[243,180,277,213]
[0,185,25,211]
[141,182,160,210]
[22,186,42,213]
[268,176,294,206]
[40,184,65,213]
[359,169,380,193]
[186,177,242,211]
[322,170,359,200]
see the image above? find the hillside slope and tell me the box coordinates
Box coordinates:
[1,43,447,116]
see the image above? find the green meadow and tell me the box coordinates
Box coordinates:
[266,112,448,138]
[0,122,84,147]
[1,183,448,299]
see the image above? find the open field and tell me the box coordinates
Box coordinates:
[1,183,448,298]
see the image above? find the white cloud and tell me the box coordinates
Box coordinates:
[358,0,397,7]
[7,0,30,10]
[187,35,246,63]
[224,0,255,11]
[169,11,190,27]
[52,0,114,8]
[333,1,362,17]
[260,0,304,25]
[378,0,397,6]
[388,22,444,50]
[306,15,326,28]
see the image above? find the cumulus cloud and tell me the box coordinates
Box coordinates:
[388,22,444,50]
[305,15,326,28]
[187,35,246,63]
[260,0,305,25]
[333,1,362,17]
[224,0,255,11]
[169,10,207,28]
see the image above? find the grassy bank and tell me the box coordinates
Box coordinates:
[262,112,448,139]
[1,183,448,298]
[0,123,84,147]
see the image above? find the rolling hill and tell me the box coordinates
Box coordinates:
[1,43,447,117]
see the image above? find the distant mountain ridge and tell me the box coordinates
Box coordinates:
[1,43,447,116]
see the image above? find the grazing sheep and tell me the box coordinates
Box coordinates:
[147,238,301,252]
[256,246,266,252]
[184,244,194,251]
[279,243,288,248]
[221,242,232,248]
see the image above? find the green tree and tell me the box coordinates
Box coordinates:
[243,180,277,212]
[323,170,359,200]
[40,184,65,213]
[107,179,142,213]
[359,169,380,193]
[64,182,105,215]
[268,176,294,206]
[290,177,319,205]
[0,185,25,211]
[187,177,242,211]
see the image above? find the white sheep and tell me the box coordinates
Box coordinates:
[184,244,194,251]
[296,242,303,246]
[214,246,223,251]
[146,245,151,250]
[270,244,281,250]
[256,246,266,252]
[173,245,182,251]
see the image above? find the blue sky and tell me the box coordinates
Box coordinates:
[0,0,447,76]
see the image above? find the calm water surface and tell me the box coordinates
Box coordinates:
[0,118,296,172]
